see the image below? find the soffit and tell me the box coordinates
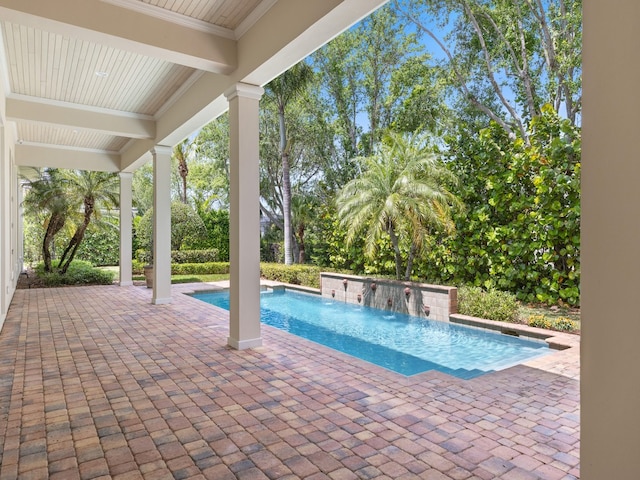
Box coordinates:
[0,0,389,172]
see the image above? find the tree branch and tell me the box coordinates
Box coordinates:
[395,0,516,137]
[259,201,283,230]
[462,1,526,138]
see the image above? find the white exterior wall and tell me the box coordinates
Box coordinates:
[0,125,18,329]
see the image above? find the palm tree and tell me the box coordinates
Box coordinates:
[22,168,70,272]
[174,138,195,204]
[56,170,119,273]
[291,194,316,264]
[337,132,462,280]
[264,61,314,265]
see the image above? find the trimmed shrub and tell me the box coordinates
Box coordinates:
[171,249,219,264]
[260,263,322,289]
[527,314,578,332]
[35,260,115,286]
[458,286,520,322]
[171,262,229,275]
[136,249,219,264]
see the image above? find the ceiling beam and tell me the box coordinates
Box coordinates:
[239,0,390,85]
[7,95,156,139]
[15,143,120,172]
[0,0,237,73]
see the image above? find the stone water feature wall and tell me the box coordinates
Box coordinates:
[320,273,457,322]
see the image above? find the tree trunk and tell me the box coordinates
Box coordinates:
[404,243,417,281]
[58,224,88,274]
[297,224,306,264]
[388,224,403,280]
[42,213,65,272]
[178,160,188,204]
[58,198,93,274]
[279,105,294,265]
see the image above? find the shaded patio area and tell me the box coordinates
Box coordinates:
[0,284,579,479]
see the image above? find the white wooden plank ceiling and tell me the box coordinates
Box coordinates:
[0,0,389,171]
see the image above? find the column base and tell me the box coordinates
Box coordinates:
[119,281,134,287]
[227,337,263,350]
[152,297,172,305]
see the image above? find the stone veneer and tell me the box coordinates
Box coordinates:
[320,273,457,322]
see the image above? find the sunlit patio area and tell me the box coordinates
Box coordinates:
[0,284,579,479]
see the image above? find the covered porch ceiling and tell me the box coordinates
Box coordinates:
[0,0,389,173]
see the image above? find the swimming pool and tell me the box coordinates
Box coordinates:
[190,289,551,379]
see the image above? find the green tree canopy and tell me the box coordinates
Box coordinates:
[337,132,461,280]
[22,168,119,273]
[136,201,207,254]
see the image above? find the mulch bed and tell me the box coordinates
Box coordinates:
[16,269,46,289]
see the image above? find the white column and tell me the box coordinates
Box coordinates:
[582,1,640,477]
[119,172,133,286]
[151,146,172,305]
[225,83,264,350]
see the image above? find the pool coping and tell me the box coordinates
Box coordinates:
[449,313,580,351]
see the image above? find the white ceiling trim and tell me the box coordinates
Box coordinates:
[0,24,9,95]
[154,70,204,120]
[235,0,278,39]
[7,93,155,121]
[15,142,121,172]
[7,98,156,140]
[17,140,120,155]
[0,2,237,74]
[100,0,236,39]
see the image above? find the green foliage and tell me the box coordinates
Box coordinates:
[196,209,229,261]
[260,263,322,289]
[133,261,229,276]
[170,250,219,264]
[21,168,119,273]
[136,201,207,253]
[135,249,219,264]
[132,259,144,275]
[420,106,580,306]
[527,314,578,332]
[171,262,229,275]
[337,132,461,280]
[308,205,367,272]
[399,0,581,136]
[260,224,283,263]
[526,314,552,330]
[457,286,520,322]
[34,260,115,286]
[193,114,231,209]
[75,221,120,266]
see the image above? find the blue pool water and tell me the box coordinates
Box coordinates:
[190,289,550,379]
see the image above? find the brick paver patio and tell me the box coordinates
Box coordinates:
[0,284,579,479]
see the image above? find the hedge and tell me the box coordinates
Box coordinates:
[136,249,219,264]
[259,263,322,289]
[171,262,229,275]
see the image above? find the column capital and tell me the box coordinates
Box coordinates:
[224,83,264,102]
[118,171,133,180]
[151,145,173,157]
